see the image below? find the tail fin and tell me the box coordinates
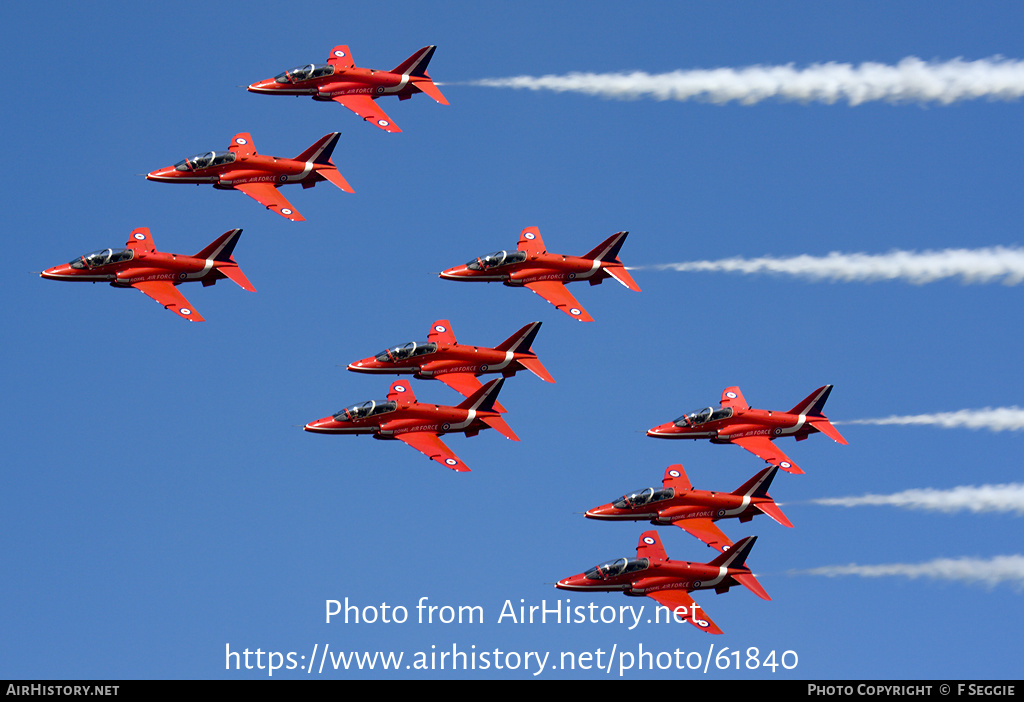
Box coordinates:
[732,465,780,500]
[789,385,834,417]
[458,378,505,413]
[299,132,354,193]
[708,536,770,601]
[196,228,243,262]
[584,230,629,263]
[496,321,542,353]
[790,385,849,444]
[394,47,449,104]
[458,378,519,440]
[197,229,256,293]
[296,132,340,165]
[584,231,641,292]
[734,466,793,528]
[393,46,437,77]
[496,322,556,383]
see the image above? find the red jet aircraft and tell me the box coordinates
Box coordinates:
[585,464,793,552]
[347,319,555,410]
[146,132,352,221]
[304,378,518,472]
[40,227,254,322]
[556,530,769,635]
[647,385,848,474]
[438,227,640,322]
[247,45,448,133]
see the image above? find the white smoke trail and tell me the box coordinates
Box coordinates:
[813,484,1024,515]
[793,555,1024,590]
[632,247,1024,285]
[471,56,1024,106]
[839,407,1024,432]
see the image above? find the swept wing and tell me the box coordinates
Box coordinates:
[645,590,723,635]
[523,280,593,322]
[233,182,305,222]
[394,431,469,472]
[131,280,204,322]
[332,94,401,133]
[675,518,733,553]
[729,435,804,475]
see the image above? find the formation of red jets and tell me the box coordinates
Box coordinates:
[40,44,848,636]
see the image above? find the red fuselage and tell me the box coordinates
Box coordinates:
[147,154,321,188]
[440,254,608,287]
[556,559,736,596]
[249,67,419,101]
[647,408,818,443]
[42,250,222,287]
[349,344,529,381]
[586,488,768,526]
[305,401,490,440]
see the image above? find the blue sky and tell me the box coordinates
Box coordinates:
[3,0,1023,680]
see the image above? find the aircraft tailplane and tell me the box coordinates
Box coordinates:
[481,414,520,442]
[754,501,793,528]
[604,265,641,291]
[413,77,449,105]
[731,572,771,601]
[314,166,355,193]
[809,418,848,445]
[218,265,256,293]
[196,229,256,292]
[708,536,770,601]
[517,357,555,384]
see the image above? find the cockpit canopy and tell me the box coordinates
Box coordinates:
[374,341,438,364]
[69,248,134,269]
[174,151,237,172]
[466,250,527,271]
[333,399,398,423]
[674,406,733,427]
[611,486,675,510]
[584,557,649,580]
[274,63,336,84]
